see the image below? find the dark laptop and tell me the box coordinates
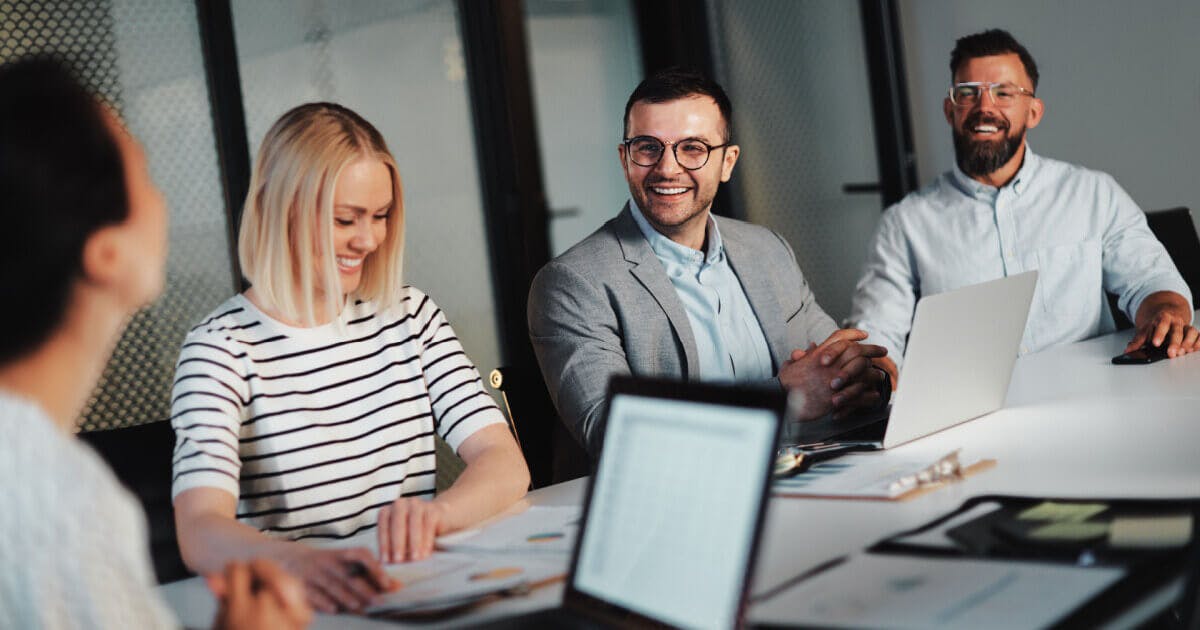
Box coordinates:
[482,376,787,629]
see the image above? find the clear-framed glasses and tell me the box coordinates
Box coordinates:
[948,81,1035,108]
[623,135,730,170]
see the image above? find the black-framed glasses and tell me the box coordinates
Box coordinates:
[948,81,1035,108]
[623,136,731,170]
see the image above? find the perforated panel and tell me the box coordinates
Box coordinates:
[0,0,122,102]
[709,1,882,322]
[1,0,236,431]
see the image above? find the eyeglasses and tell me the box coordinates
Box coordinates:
[948,82,1035,108]
[623,136,730,170]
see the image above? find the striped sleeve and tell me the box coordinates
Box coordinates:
[170,326,248,500]
[412,291,507,452]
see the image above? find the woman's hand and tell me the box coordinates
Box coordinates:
[377,497,450,563]
[273,545,397,614]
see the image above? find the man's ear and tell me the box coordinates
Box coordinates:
[1026,97,1045,130]
[719,144,740,183]
[617,143,629,174]
[943,97,955,127]
[79,226,124,288]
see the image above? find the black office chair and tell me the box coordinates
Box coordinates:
[79,420,192,583]
[489,366,589,488]
[1107,207,1200,330]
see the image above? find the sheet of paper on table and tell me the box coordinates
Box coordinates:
[366,551,568,615]
[751,553,1124,629]
[437,505,582,554]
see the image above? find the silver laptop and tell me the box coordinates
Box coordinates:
[484,376,787,629]
[798,270,1038,449]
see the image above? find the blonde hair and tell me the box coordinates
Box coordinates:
[238,103,405,326]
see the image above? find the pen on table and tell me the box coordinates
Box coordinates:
[343,559,397,591]
[776,442,874,477]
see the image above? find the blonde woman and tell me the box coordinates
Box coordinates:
[171,103,530,614]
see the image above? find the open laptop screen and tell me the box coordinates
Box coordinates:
[571,389,779,629]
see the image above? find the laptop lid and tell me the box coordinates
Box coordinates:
[882,270,1038,449]
[560,377,786,629]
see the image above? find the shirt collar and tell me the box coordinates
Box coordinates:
[950,144,1040,199]
[629,198,724,266]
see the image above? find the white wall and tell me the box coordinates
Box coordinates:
[899,0,1200,240]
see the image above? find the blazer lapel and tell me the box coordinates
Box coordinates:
[724,225,786,370]
[613,204,701,378]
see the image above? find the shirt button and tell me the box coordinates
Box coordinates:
[1020,345,1029,354]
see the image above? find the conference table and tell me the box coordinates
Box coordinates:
[159,315,1200,628]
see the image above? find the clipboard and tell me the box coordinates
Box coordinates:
[772,449,996,501]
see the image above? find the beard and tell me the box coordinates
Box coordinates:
[952,112,1025,178]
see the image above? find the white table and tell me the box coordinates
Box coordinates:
[160,318,1200,628]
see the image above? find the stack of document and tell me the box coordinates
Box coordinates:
[366,552,567,615]
[365,505,581,615]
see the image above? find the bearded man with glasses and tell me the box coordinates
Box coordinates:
[849,29,1196,385]
[528,67,890,459]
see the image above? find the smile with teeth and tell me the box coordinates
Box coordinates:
[337,256,364,271]
[651,186,689,195]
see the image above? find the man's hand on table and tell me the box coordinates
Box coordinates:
[1127,292,1200,358]
[273,545,397,614]
[781,328,889,419]
[208,558,313,629]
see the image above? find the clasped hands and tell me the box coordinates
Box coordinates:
[779,328,888,420]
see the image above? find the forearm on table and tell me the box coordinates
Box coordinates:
[433,441,530,533]
[175,494,295,575]
[1134,290,1193,328]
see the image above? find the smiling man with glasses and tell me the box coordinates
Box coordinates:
[849,29,1196,385]
[528,67,889,459]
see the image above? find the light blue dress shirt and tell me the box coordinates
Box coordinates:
[849,148,1192,368]
[629,201,775,381]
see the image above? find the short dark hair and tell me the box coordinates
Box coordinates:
[0,57,128,363]
[623,67,734,142]
[950,29,1040,90]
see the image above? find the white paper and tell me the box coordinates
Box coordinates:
[366,552,568,615]
[773,453,959,498]
[436,505,581,554]
[751,554,1124,629]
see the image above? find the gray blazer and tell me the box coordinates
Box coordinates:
[528,204,837,456]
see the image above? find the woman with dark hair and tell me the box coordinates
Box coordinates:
[0,57,309,630]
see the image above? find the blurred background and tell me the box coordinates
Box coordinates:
[2,0,1197,484]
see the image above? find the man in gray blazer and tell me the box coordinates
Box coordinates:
[528,68,888,457]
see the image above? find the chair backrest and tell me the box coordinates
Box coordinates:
[78,420,191,583]
[1108,207,1200,330]
[1146,207,1200,299]
[489,366,589,488]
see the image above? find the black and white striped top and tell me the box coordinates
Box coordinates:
[170,287,506,541]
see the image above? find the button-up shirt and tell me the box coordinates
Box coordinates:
[629,201,775,381]
[848,148,1192,368]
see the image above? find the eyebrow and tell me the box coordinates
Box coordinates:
[631,134,718,144]
[334,201,394,214]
